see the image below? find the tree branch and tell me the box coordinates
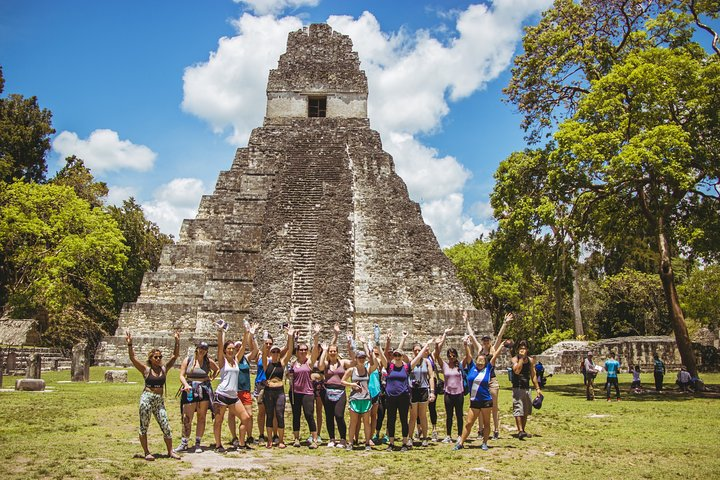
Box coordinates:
[690,0,720,56]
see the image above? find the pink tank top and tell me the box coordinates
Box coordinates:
[325,360,345,387]
[291,360,314,395]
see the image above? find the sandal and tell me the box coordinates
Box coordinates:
[144,453,155,461]
[169,452,181,460]
[278,442,287,449]
[265,442,273,449]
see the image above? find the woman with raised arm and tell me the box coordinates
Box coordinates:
[229,323,259,448]
[454,313,513,451]
[342,337,380,451]
[407,338,436,448]
[434,327,464,443]
[384,331,430,452]
[126,330,181,461]
[261,326,294,449]
[176,339,218,453]
[466,311,514,440]
[290,324,322,448]
[318,324,354,448]
[212,324,252,453]
[369,337,387,444]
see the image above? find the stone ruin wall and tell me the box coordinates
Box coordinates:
[95,24,490,366]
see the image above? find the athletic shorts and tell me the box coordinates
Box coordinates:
[411,387,429,404]
[253,383,265,403]
[470,399,493,409]
[237,390,252,405]
[512,388,532,417]
[371,394,380,405]
[215,392,239,406]
[349,399,373,414]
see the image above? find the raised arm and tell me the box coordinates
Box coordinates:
[346,332,356,364]
[464,311,481,352]
[247,323,260,362]
[331,322,340,346]
[217,327,225,370]
[125,331,147,374]
[235,330,249,361]
[434,327,452,369]
[397,330,408,353]
[492,313,514,353]
[462,336,473,368]
[384,332,393,360]
[310,324,321,364]
[281,327,295,366]
[165,330,181,370]
[410,339,433,369]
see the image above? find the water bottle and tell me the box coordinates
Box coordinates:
[243,319,251,331]
[373,324,381,344]
[263,330,269,341]
[187,387,193,402]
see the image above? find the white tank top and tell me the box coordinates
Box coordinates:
[216,361,239,397]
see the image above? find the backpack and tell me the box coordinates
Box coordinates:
[461,364,470,395]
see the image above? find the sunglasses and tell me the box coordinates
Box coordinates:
[298,348,308,352]
[152,355,163,359]
[393,353,402,357]
[448,353,457,358]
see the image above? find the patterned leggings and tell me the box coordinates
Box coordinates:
[139,391,172,438]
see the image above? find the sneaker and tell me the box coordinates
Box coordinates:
[431,431,438,442]
[273,435,279,446]
[405,441,413,450]
[365,445,372,451]
[327,440,336,448]
[335,442,346,449]
[481,442,489,451]
[382,435,389,444]
[193,443,202,454]
[493,431,499,440]
[174,441,189,453]
[421,439,428,447]
[385,444,394,452]
[453,443,464,451]
[317,435,323,444]
[518,431,527,440]
[346,443,353,451]
[258,434,267,443]
[371,434,380,444]
[216,446,226,453]
[307,435,314,443]
[400,445,408,452]
[293,439,301,448]
[246,436,255,445]
[442,436,452,444]
[309,442,318,450]
[231,438,240,449]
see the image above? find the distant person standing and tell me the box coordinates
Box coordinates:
[653,353,666,392]
[583,352,601,400]
[630,365,642,393]
[604,352,621,402]
[510,340,542,440]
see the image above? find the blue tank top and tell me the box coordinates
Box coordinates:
[255,356,266,384]
[467,360,493,402]
[386,362,410,397]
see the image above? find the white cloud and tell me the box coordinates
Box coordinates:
[181,1,551,245]
[52,129,156,173]
[142,178,208,237]
[471,200,495,221]
[233,0,319,16]
[421,194,492,247]
[106,185,139,206]
[181,14,303,145]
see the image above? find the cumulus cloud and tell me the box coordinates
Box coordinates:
[52,129,156,173]
[141,178,208,237]
[233,0,319,16]
[182,14,303,145]
[181,1,551,245]
[106,185,139,206]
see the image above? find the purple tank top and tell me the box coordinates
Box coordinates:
[291,360,314,395]
[325,360,345,387]
[386,362,410,397]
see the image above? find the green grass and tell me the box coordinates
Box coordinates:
[1,368,718,479]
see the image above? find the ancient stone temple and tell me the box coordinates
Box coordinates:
[96,24,490,365]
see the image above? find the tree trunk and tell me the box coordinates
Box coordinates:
[572,266,584,337]
[554,274,562,330]
[657,231,698,378]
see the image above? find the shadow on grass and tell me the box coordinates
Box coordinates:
[542,381,720,401]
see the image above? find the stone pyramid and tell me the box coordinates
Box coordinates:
[96,24,490,365]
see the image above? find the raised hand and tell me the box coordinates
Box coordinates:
[444,327,453,335]
[287,326,295,337]
[401,331,408,338]
[313,323,321,335]
[334,323,341,334]
[463,311,468,322]
[125,331,132,345]
[504,312,514,324]
[174,331,180,341]
[320,342,329,351]
[249,323,259,335]
[358,335,367,344]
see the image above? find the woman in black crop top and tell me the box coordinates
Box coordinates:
[127,330,181,461]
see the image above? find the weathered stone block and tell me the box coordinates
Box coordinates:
[104,370,128,383]
[15,378,45,391]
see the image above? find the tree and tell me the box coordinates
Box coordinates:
[505,0,719,143]
[551,47,719,377]
[678,265,720,329]
[0,67,55,183]
[106,198,173,313]
[0,181,128,348]
[50,156,109,208]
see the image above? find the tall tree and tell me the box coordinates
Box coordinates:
[51,156,109,208]
[552,47,719,377]
[0,181,128,348]
[0,68,55,183]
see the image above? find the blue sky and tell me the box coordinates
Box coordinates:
[1,0,554,246]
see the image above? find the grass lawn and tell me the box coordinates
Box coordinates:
[1,367,718,479]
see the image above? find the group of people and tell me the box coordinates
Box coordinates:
[125,312,548,460]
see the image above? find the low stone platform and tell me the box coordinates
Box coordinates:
[15,378,45,391]
[104,370,128,383]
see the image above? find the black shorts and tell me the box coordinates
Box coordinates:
[215,392,239,406]
[470,399,493,409]
[411,387,429,404]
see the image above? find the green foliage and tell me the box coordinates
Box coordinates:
[536,328,575,353]
[0,88,55,183]
[596,268,670,338]
[0,181,128,348]
[107,198,173,313]
[679,265,720,328]
[51,156,109,208]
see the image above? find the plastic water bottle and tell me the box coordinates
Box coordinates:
[373,324,381,344]
[263,330,269,341]
[187,387,193,402]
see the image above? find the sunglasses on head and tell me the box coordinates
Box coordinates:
[393,352,402,357]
